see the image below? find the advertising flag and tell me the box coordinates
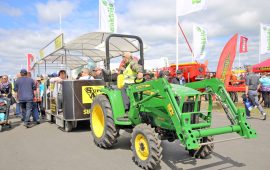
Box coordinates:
[177,0,207,16]
[193,24,207,60]
[216,34,238,86]
[100,0,117,33]
[260,23,270,54]
[27,53,34,72]
[239,36,248,53]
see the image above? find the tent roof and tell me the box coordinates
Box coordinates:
[33,32,140,70]
[252,58,270,72]
[33,55,88,70]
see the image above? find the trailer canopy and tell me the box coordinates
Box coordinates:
[35,32,140,69]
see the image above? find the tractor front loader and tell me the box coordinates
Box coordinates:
[89,34,256,170]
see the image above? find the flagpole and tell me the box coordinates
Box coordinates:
[238,53,241,70]
[259,23,261,63]
[238,35,240,70]
[176,0,179,70]
[59,12,62,33]
[99,0,101,30]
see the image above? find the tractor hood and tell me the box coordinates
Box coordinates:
[171,84,201,96]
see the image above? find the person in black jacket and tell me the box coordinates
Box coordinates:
[172,70,186,85]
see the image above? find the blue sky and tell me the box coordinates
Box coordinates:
[0,0,269,78]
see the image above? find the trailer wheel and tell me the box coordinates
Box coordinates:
[131,124,162,170]
[64,121,73,132]
[188,136,214,159]
[90,95,118,148]
[0,125,2,132]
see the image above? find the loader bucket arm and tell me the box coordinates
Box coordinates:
[185,78,257,139]
[127,78,256,150]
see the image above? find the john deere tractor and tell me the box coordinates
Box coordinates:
[89,34,256,170]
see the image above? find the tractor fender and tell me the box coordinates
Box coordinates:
[100,88,128,124]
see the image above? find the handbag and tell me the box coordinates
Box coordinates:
[9,96,16,105]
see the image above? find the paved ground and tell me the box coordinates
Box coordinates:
[0,109,270,170]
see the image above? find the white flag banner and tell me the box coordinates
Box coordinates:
[177,0,207,16]
[193,24,207,60]
[100,0,117,33]
[260,23,270,54]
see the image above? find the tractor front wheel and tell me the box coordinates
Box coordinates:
[131,124,162,170]
[188,136,214,159]
[90,95,118,148]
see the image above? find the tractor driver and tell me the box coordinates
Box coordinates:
[119,52,144,111]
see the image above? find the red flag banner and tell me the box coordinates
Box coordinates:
[239,36,248,53]
[216,34,238,86]
[27,53,34,72]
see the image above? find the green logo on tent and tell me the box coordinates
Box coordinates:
[192,0,201,4]
[102,0,107,6]
[200,30,207,56]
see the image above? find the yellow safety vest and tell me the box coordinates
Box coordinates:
[123,63,137,84]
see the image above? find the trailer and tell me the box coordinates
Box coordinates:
[33,32,141,131]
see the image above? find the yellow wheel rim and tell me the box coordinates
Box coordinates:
[135,134,149,161]
[92,104,105,138]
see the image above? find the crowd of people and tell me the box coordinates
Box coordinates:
[0,54,269,128]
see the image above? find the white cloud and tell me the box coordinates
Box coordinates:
[0,29,57,75]
[36,0,78,23]
[0,3,22,17]
[1,0,270,77]
[232,11,259,28]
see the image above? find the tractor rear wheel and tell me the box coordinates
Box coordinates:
[131,124,162,170]
[90,95,118,148]
[188,136,214,158]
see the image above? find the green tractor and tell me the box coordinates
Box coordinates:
[90,34,256,169]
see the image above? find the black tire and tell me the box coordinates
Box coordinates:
[64,121,72,132]
[131,124,162,170]
[188,136,214,158]
[90,95,118,148]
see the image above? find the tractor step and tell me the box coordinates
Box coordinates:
[117,114,129,121]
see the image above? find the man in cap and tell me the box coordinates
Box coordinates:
[119,52,143,111]
[14,69,36,128]
[172,70,186,85]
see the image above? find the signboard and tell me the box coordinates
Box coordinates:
[82,86,104,104]
[40,33,64,58]
[50,98,57,114]
[62,80,105,120]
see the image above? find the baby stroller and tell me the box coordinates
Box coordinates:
[0,96,11,132]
